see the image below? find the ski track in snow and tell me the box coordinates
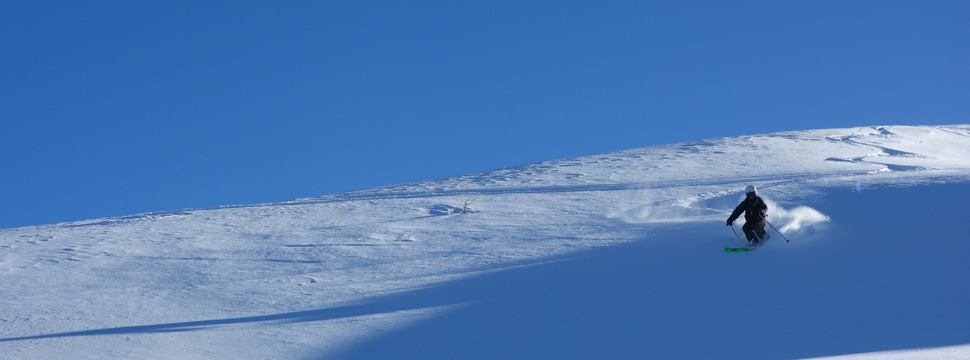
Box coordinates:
[1,125,969,359]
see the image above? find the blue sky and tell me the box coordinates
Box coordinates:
[2,1,968,228]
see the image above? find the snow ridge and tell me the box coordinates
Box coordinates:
[1,125,969,359]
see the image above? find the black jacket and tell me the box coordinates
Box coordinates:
[728,196,767,224]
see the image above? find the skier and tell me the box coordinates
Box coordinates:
[726,185,768,244]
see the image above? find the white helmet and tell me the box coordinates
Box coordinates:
[745,185,757,194]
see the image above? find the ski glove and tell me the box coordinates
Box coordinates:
[726,220,733,226]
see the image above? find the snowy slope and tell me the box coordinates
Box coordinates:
[1,125,969,359]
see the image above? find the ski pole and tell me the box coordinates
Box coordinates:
[763,218,791,243]
[729,224,742,241]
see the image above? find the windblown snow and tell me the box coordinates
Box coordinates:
[2,125,969,359]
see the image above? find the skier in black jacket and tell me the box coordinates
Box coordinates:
[727,185,768,244]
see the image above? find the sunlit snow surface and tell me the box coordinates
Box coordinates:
[1,125,969,359]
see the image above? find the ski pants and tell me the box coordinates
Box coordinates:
[742,219,767,242]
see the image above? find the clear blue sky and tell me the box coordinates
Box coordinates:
[2,1,968,228]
